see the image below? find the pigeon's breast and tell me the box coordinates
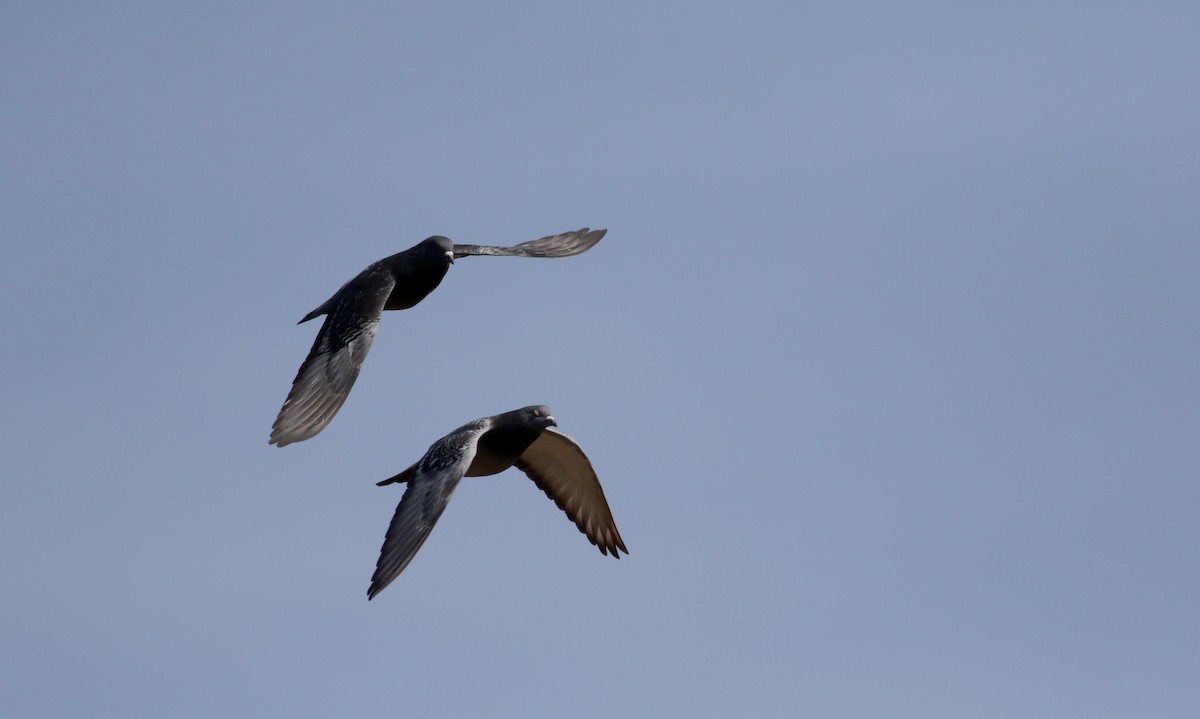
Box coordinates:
[464,426,542,477]
[464,453,517,477]
[383,261,451,310]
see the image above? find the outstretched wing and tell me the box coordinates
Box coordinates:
[367,422,490,599]
[453,227,606,258]
[269,269,395,447]
[515,427,627,558]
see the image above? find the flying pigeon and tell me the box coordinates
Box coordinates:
[368,405,627,599]
[269,228,605,447]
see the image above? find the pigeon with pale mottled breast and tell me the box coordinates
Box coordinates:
[269,228,605,447]
[368,405,627,599]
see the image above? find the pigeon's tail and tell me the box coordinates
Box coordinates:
[298,306,325,324]
[377,465,416,487]
[298,293,339,324]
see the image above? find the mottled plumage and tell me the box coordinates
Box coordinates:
[269,228,605,447]
[368,406,627,599]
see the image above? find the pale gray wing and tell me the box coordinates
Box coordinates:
[269,270,395,447]
[367,422,489,599]
[515,427,627,557]
[452,227,605,258]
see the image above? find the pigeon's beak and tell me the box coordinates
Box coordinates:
[545,416,556,427]
[445,251,455,264]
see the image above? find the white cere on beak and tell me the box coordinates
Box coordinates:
[445,250,455,264]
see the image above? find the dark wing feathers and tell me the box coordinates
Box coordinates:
[367,425,488,599]
[515,427,627,558]
[269,270,395,447]
[453,227,605,258]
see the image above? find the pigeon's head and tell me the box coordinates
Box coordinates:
[519,405,557,430]
[424,236,455,265]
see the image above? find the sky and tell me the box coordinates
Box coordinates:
[2,2,1198,717]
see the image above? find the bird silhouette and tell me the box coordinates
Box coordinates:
[368,405,627,599]
[269,228,605,447]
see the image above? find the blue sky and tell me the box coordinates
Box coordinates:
[2,2,1198,717]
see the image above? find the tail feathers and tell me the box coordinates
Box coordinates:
[298,307,324,324]
[377,465,416,487]
[299,294,339,324]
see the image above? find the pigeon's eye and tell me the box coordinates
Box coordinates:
[532,409,541,417]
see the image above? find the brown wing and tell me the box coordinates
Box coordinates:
[515,427,627,557]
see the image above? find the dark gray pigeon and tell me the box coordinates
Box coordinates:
[269,228,605,447]
[368,405,627,599]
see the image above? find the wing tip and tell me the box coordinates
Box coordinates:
[599,536,628,558]
[268,421,318,448]
[268,425,295,447]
